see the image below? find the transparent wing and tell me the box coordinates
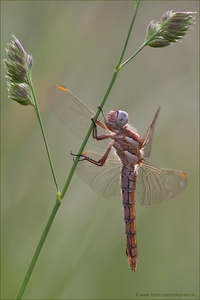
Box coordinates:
[136,159,187,207]
[48,88,187,205]
[75,151,121,199]
[142,107,160,158]
[47,85,108,147]
[74,152,187,205]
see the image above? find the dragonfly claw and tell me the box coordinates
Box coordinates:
[97,105,103,113]
[70,151,85,161]
[91,117,96,126]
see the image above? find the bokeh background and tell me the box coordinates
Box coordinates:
[1,1,199,299]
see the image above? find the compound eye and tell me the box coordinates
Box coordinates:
[116,110,128,127]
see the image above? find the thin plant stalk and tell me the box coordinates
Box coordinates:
[16,1,141,298]
[30,79,60,192]
[120,35,154,69]
[16,200,61,300]
[60,0,141,199]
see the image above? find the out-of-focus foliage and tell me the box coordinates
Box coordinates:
[1,1,199,299]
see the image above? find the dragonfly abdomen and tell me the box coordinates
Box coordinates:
[121,166,138,272]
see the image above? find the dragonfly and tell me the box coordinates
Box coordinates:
[48,84,187,272]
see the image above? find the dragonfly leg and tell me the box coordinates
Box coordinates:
[91,118,98,140]
[91,118,109,141]
[97,105,107,124]
[91,118,113,141]
[71,142,114,167]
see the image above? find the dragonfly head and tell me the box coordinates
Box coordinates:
[107,110,129,130]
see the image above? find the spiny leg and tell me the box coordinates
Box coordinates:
[70,141,114,167]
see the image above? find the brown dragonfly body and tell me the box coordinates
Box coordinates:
[121,165,138,271]
[48,85,187,271]
[77,108,160,271]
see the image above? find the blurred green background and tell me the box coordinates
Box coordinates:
[1,1,199,299]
